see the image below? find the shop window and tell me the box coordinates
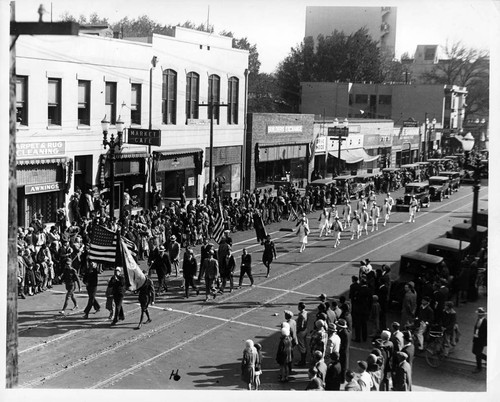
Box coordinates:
[354,94,368,104]
[227,76,239,124]
[105,81,117,124]
[131,83,141,125]
[186,72,199,122]
[48,78,61,126]
[16,75,28,126]
[378,95,392,105]
[162,69,177,124]
[78,80,91,126]
[208,74,220,124]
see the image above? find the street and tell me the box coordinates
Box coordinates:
[15,184,487,392]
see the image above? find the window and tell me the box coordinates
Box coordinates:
[162,69,177,124]
[48,78,62,126]
[131,83,141,125]
[354,94,368,104]
[78,80,90,126]
[105,82,117,124]
[378,95,392,105]
[185,72,199,121]
[424,47,435,61]
[16,76,28,126]
[208,74,220,124]
[227,76,239,124]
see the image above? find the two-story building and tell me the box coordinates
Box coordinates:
[15,27,248,225]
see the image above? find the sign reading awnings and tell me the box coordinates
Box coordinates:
[25,182,62,194]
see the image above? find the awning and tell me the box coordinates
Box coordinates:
[114,152,149,160]
[328,148,380,164]
[17,156,69,166]
[154,148,203,159]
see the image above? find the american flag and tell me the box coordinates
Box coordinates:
[122,236,138,259]
[212,203,224,244]
[88,225,117,263]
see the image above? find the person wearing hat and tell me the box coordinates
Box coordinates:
[276,325,293,382]
[109,267,126,325]
[182,248,199,298]
[377,330,394,391]
[344,369,361,391]
[441,301,458,356]
[135,270,155,330]
[408,194,419,223]
[305,367,324,390]
[366,352,382,391]
[312,350,327,387]
[199,249,219,301]
[331,216,343,248]
[262,235,277,278]
[414,295,434,351]
[401,330,415,367]
[310,319,328,362]
[238,248,254,288]
[401,281,417,329]
[382,192,394,227]
[325,322,341,366]
[472,307,487,373]
[58,260,82,315]
[336,318,351,383]
[82,262,100,319]
[356,360,373,391]
[218,248,236,294]
[149,245,171,295]
[318,207,330,238]
[392,351,412,391]
[295,302,309,367]
[168,235,181,277]
[324,351,342,390]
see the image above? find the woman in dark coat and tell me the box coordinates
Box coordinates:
[262,235,277,278]
[276,325,293,382]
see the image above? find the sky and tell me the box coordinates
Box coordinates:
[13,0,498,73]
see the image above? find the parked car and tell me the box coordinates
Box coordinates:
[439,171,461,192]
[426,238,470,276]
[333,174,360,199]
[446,223,487,253]
[352,173,379,197]
[390,251,444,305]
[395,182,430,211]
[428,176,451,201]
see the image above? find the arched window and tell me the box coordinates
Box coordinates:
[208,74,220,124]
[227,76,239,124]
[186,71,199,121]
[162,69,177,124]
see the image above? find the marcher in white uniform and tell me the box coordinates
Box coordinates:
[342,200,352,228]
[327,206,339,235]
[350,212,361,240]
[318,208,330,237]
[367,191,376,211]
[331,216,343,248]
[408,195,418,223]
[297,218,310,253]
[383,193,394,227]
[356,195,367,215]
[360,207,369,236]
[370,201,381,232]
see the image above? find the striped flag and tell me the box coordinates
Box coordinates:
[88,225,117,263]
[288,206,298,221]
[119,236,146,291]
[122,236,138,259]
[212,203,225,244]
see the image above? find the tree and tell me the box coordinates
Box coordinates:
[421,41,489,118]
[275,28,383,112]
[220,31,261,75]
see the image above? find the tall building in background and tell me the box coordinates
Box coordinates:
[305,6,397,57]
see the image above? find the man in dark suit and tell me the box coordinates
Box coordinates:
[336,318,351,384]
[472,307,487,373]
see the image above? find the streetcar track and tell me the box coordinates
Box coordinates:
[19,191,477,388]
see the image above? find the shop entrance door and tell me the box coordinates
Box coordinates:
[164,170,185,199]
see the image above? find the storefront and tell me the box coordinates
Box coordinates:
[245,113,315,191]
[98,151,148,211]
[153,148,203,201]
[205,145,242,199]
[16,157,71,226]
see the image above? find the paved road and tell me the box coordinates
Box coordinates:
[15,184,488,392]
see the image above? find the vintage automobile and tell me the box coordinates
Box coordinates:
[427,238,470,276]
[446,223,487,253]
[309,178,336,189]
[439,171,461,192]
[352,173,379,197]
[390,251,444,305]
[395,181,430,211]
[428,176,451,201]
[333,174,362,199]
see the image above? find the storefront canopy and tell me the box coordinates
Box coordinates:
[328,148,380,164]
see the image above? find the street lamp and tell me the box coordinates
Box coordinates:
[102,115,124,219]
[462,132,482,230]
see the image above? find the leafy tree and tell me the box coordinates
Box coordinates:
[421,41,489,118]
[276,28,382,112]
[247,73,287,113]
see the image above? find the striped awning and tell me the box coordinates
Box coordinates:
[17,156,69,166]
[114,152,149,160]
[154,148,203,159]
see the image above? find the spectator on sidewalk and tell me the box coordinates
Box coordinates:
[472,307,487,373]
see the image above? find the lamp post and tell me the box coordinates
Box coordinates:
[462,132,482,230]
[328,118,349,176]
[145,55,158,210]
[102,115,124,219]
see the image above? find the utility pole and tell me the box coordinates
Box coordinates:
[199,93,227,203]
[7,2,79,386]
